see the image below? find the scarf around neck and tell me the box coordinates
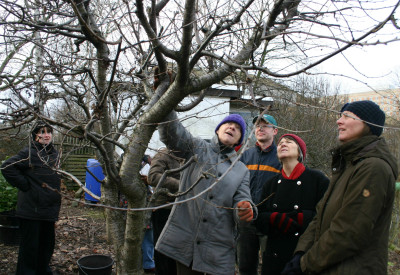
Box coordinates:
[282,162,305,180]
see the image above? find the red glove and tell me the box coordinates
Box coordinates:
[295,212,304,227]
[237,201,253,222]
[269,212,301,234]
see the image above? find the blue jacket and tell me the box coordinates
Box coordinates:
[240,143,281,205]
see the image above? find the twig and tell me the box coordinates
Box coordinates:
[54,170,101,201]
[148,155,197,207]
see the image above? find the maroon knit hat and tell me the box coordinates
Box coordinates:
[278,134,307,162]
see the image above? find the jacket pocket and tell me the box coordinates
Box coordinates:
[336,257,359,274]
[27,178,60,208]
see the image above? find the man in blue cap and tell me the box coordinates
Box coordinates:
[237,114,282,275]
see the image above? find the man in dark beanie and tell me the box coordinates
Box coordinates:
[282,100,398,275]
[1,120,61,274]
[155,111,256,275]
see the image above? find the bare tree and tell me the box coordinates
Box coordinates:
[1,0,399,273]
[270,75,344,175]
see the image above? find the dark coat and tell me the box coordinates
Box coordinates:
[255,167,329,275]
[240,144,281,204]
[1,141,61,221]
[296,135,398,275]
[148,148,182,207]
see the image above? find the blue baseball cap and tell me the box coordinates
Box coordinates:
[252,114,277,127]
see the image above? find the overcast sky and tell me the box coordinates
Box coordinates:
[313,2,400,95]
[318,40,400,94]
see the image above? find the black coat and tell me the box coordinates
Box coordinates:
[255,167,329,275]
[1,141,61,221]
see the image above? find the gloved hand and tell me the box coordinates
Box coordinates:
[291,210,316,232]
[269,212,301,234]
[287,211,304,228]
[237,201,253,222]
[293,211,304,227]
[281,252,305,275]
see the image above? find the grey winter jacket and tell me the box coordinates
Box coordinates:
[155,112,256,275]
[295,135,398,275]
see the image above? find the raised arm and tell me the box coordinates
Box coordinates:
[158,111,204,160]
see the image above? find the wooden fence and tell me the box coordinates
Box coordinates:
[53,136,97,190]
[54,135,97,156]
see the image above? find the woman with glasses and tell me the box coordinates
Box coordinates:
[282,101,398,275]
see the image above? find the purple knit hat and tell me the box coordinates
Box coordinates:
[215,114,246,145]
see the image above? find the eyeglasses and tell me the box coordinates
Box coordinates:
[255,124,274,130]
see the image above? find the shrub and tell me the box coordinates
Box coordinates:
[0,168,18,213]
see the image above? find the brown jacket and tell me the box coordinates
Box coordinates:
[296,135,398,274]
[148,148,182,207]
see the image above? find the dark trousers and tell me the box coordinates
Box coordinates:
[152,208,177,275]
[16,218,55,275]
[237,224,264,275]
[176,261,210,275]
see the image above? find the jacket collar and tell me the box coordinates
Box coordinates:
[332,135,379,162]
[331,135,380,172]
[256,141,276,153]
[211,135,237,161]
[32,140,55,153]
